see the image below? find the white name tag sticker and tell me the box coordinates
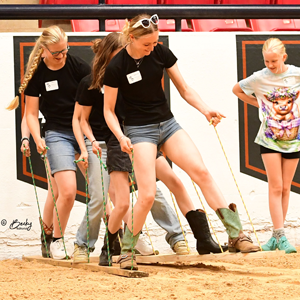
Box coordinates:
[45,80,59,92]
[126,71,142,84]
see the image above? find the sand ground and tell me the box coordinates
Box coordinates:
[1,248,300,300]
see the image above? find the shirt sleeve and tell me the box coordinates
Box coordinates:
[160,44,178,69]
[103,60,121,88]
[24,71,41,97]
[76,78,95,106]
[239,73,258,96]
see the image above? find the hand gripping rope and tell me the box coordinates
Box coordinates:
[191,180,224,253]
[209,120,262,250]
[74,158,90,263]
[23,145,50,258]
[169,191,191,253]
[128,151,157,257]
[96,150,113,267]
[42,147,69,259]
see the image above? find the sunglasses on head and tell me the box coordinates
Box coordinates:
[132,14,159,29]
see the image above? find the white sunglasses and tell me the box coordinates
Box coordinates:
[132,14,159,29]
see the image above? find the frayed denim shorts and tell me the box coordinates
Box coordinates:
[124,117,182,150]
[45,130,80,175]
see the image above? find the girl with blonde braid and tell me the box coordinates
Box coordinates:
[8,25,91,259]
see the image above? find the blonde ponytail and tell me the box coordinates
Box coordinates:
[7,25,67,110]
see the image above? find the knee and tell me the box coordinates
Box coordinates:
[282,184,291,196]
[270,183,283,196]
[116,200,130,215]
[191,166,212,184]
[140,192,156,210]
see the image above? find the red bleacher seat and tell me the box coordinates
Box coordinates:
[71,20,99,32]
[219,0,273,3]
[249,19,300,31]
[106,0,156,3]
[158,19,193,31]
[105,19,126,31]
[191,19,252,31]
[276,0,300,3]
[42,0,98,3]
[158,0,215,3]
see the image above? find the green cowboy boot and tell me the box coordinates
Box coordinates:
[216,203,260,253]
[116,226,140,270]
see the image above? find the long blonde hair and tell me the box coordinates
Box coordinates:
[89,32,123,91]
[7,25,67,110]
[121,14,159,44]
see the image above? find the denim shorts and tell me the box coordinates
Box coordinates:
[124,117,182,150]
[106,134,132,175]
[45,130,80,175]
[260,145,300,159]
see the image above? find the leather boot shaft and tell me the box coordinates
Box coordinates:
[186,209,228,254]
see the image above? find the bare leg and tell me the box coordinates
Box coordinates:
[262,153,284,229]
[108,171,130,233]
[281,157,299,221]
[42,158,58,232]
[52,170,77,237]
[155,156,194,216]
[162,130,227,211]
[126,142,157,235]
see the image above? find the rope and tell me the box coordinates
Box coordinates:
[23,145,50,258]
[210,121,262,250]
[130,149,134,270]
[96,151,112,266]
[191,180,223,253]
[169,191,190,253]
[74,158,90,263]
[43,147,69,259]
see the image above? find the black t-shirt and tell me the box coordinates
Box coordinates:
[103,43,177,126]
[25,54,91,132]
[76,74,125,142]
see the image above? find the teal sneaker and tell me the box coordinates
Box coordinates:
[278,236,297,254]
[261,237,278,251]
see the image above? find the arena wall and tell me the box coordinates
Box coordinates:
[1,31,300,260]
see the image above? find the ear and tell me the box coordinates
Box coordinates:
[129,34,135,42]
[283,53,288,62]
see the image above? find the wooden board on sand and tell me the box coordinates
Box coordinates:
[22,256,149,278]
[111,250,285,264]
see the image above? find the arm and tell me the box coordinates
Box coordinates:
[80,105,102,156]
[72,102,88,168]
[166,63,225,127]
[21,105,31,157]
[232,83,259,108]
[26,95,47,155]
[103,86,132,154]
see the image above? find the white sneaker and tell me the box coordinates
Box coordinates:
[50,238,74,260]
[135,232,158,256]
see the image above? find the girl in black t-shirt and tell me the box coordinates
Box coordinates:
[104,14,260,263]
[9,26,91,260]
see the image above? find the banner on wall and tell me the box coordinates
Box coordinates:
[236,34,300,194]
[13,35,171,203]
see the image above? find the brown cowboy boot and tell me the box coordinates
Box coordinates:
[216,203,260,253]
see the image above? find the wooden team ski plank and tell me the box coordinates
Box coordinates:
[111,250,285,264]
[22,256,149,278]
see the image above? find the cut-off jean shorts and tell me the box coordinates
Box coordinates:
[45,130,80,175]
[124,117,182,150]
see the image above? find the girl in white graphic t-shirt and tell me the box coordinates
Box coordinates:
[233,38,300,254]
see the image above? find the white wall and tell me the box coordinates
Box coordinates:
[1,31,300,260]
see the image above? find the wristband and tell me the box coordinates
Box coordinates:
[91,139,96,144]
[21,137,30,143]
[118,135,125,143]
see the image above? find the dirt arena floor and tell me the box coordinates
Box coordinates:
[1,248,300,300]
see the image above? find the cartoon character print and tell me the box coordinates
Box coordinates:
[263,87,300,141]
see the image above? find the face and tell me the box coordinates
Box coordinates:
[273,97,293,115]
[44,39,68,65]
[263,51,287,74]
[130,31,159,57]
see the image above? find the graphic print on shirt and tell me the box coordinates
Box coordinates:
[262,87,300,142]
